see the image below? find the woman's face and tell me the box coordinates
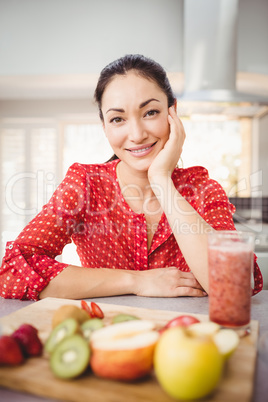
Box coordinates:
[101,71,170,173]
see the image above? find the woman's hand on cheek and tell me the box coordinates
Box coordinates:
[148,106,186,182]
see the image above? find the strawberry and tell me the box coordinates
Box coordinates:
[0,335,24,365]
[11,324,43,357]
[81,300,104,319]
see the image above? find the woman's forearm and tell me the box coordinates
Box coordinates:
[39,265,136,300]
[150,176,214,292]
[39,264,207,300]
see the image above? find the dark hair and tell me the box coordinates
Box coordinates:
[95,54,176,121]
[95,54,176,162]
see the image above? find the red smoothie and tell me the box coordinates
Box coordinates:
[208,244,253,328]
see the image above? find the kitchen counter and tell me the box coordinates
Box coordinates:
[1,292,268,402]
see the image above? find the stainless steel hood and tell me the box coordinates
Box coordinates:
[178,0,268,118]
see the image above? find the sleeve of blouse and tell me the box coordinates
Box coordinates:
[0,163,88,301]
[187,167,263,295]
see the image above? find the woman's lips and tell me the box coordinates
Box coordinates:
[126,142,157,157]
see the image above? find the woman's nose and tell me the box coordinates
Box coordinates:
[128,119,148,142]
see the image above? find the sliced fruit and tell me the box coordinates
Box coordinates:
[81,300,105,319]
[90,320,159,380]
[81,318,104,341]
[52,305,90,328]
[45,318,79,354]
[81,300,93,317]
[50,334,90,379]
[187,322,220,337]
[213,329,240,360]
[90,302,104,319]
[112,313,140,324]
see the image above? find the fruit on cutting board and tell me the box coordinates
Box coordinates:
[154,326,224,400]
[186,322,240,361]
[212,328,240,360]
[49,334,90,379]
[112,313,139,324]
[81,318,104,341]
[11,324,43,357]
[89,301,104,319]
[159,314,200,333]
[52,305,90,328]
[187,321,220,337]
[45,318,80,354]
[0,335,24,365]
[90,320,159,381]
[81,300,105,319]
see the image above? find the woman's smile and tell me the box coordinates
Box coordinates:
[125,141,157,157]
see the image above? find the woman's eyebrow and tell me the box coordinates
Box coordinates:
[106,107,124,114]
[139,98,160,109]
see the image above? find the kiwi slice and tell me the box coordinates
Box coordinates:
[81,318,104,341]
[50,334,90,379]
[112,313,140,324]
[45,318,79,355]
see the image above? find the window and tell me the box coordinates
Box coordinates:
[0,119,113,258]
[0,122,58,256]
[181,117,252,198]
[62,123,113,174]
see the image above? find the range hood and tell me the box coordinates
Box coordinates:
[178,0,268,118]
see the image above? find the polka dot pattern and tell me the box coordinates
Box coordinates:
[0,160,263,300]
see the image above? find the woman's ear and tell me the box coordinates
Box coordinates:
[173,99,178,112]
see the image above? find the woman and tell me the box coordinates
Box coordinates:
[0,54,263,301]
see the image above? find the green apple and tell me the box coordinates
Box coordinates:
[213,329,240,360]
[154,327,224,400]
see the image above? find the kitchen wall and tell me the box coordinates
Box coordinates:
[259,114,268,196]
[0,0,183,77]
[238,0,268,75]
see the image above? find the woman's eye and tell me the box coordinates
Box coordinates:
[145,109,159,117]
[110,117,123,124]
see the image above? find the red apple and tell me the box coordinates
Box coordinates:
[90,320,159,381]
[160,315,200,334]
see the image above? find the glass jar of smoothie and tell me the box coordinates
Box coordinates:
[208,231,255,333]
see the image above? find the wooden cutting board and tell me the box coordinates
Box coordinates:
[0,297,259,402]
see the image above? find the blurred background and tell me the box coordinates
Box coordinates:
[0,0,268,287]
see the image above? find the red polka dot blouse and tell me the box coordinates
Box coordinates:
[0,159,263,300]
